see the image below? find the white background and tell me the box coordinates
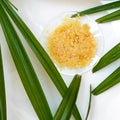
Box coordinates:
[0,0,120,120]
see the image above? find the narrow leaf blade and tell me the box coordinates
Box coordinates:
[1,0,67,96]
[85,85,92,120]
[0,46,7,120]
[92,67,120,95]
[96,9,120,23]
[0,6,53,120]
[71,0,120,17]
[97,15,120,23]
[1,1,82,119]
[54,75,81,120]
[93,43,120,72]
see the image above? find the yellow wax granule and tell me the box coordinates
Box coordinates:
[48,18,96,68]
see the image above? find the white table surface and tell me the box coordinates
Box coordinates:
[0,0,120,120]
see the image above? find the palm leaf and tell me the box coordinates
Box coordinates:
[1,1,81,119]
[85,85,92,120]
[92,67,120,95]
[0,5,53,120]
[71,0,120,17]
[0,46,7,120]
[96,9,120,23]
[93,43,120,72]
[54,75,81,120]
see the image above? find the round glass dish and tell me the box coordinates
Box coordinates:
[40,12,104,75]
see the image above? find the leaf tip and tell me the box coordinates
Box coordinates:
[92,67,97,73]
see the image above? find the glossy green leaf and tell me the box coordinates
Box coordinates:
[54,75,81,120]
[98,15,120,23]
[92,67,120,95]
[85,85,92,120]
[1,1,82,119]
[93,43,120,72]
[96,9,120,23]
[0,46,7,120]
[71,0,120,17]
[8,1,18,11]
[0,6,53,120]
